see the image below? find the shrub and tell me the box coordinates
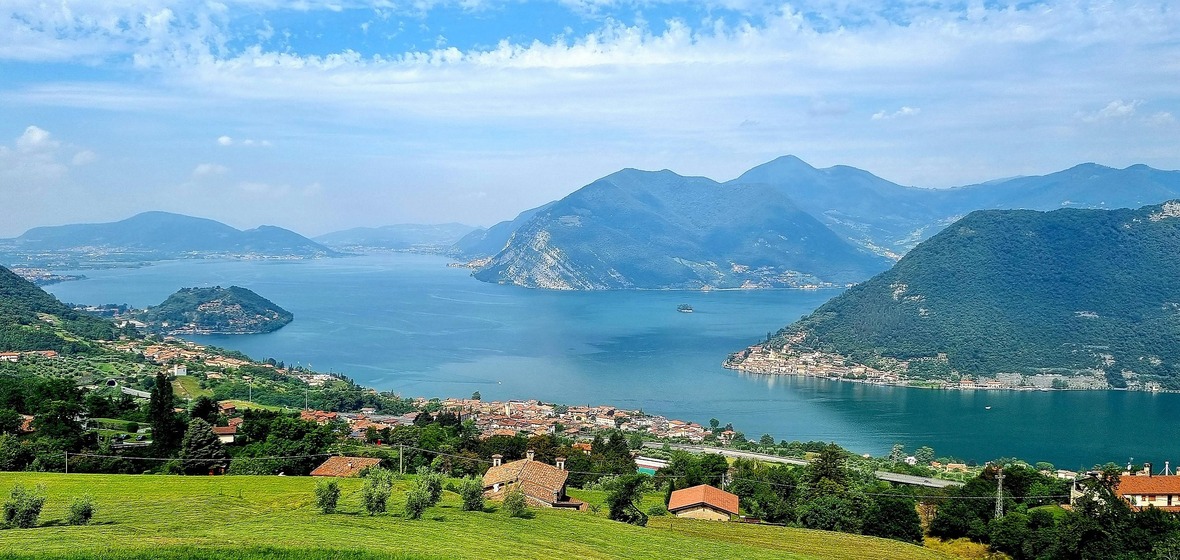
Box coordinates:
[126,422,139,434]
[503,487,527,518]
[416,467,443,506]
[3,484,46,529]
[67,495,95,526]
[459,478,485,512]
[647,504,669,517]
[404,480,432,520]
[314,479,341,514]
[361,467,395,515]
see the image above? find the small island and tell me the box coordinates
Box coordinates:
[138,286,293,335]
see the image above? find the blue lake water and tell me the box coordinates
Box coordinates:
[45,253,1180,468]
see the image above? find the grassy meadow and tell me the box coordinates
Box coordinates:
[0,473,951,560]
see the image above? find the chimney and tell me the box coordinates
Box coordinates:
[492,454,502,467]
[526,449,535,462]
[556,457,566,471]
[1146,462,1154,477]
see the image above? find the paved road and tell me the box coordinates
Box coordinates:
[642,442,963,488]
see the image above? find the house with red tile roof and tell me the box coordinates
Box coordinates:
[1116,474,1180,511]
[212,425,237,444]
[481,450,585,510]
[18,414,35,434]
[310,456,382,477]
[668,484,739,521]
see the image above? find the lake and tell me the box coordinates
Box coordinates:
[46,253,1180,469]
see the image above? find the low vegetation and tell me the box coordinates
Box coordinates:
[0,473,948,560]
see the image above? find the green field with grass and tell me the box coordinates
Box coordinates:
[0,473,950,560]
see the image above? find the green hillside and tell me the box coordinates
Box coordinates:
[0,473,948,560]
[768,202,1180,383]
[0,265,128,353]
[141,286,293,334]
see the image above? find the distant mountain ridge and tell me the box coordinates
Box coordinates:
[315,223,480,252]
[0,211,337,265]
[471,168,891,289]
[456,157,1180,290]
[752,201,1180,384]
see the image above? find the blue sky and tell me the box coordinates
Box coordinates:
[1,0,1178,236]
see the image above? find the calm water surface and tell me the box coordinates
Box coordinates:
[46,254,1180,468]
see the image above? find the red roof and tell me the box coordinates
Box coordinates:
[310,456,382,477]
[212,426,237,435]
[1117,475,1180,496]
[668,484,739,516]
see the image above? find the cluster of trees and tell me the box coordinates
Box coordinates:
[929,465,1180,559]
[0,265,135,355]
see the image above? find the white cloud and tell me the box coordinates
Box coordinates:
[1095,99,1142,120]
[1147,111,1175,126]
[217,135,234,145]
[71,150,98,165]
[871,107,920,121]
[218,135,270,147]
[16,125,59,151]
[193,163,229,176]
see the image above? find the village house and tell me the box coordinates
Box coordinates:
[212,425,237,445]
[667,484,740,521]
[301,410,339,425]
[481,450,585,510]
[310,456,382,477]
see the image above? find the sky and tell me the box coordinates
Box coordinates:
[1,0,1178,237]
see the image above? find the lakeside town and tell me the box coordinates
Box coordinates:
[724,331,1136,392]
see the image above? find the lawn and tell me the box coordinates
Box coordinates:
[172,377,213,400]
[0,473,951,560]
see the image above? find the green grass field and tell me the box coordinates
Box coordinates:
[0,473,951,560]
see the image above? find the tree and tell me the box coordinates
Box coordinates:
[404,478,433,520]
[179,418,228,475]
[314,479,340,514]
[149,372,183,455]
[32,400,87,450]
[471,391,481,401]
[806,443,848,488]
[914,446,935,465]
[459,478,485,512]
[889,443,906,463]
[190,396,219,425]
[66,495,95,526]
[605,473,649,526]
[0,408,22,435]
[503,487,527,518]
[759,434,775,446]
[362,467,394,515]
[709,418,720,430]
[862,495,923,543]
[3,483,45,529]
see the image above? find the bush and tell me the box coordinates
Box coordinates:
[3,484,46,529]
[404,480,432,520]
[459,478,485,512]
[503,487,528,518]
[67,495,95,526]
[126,422,139,434]
[362,467,395,515]
[647,504,669,517]
[314,479,341,514]
[416,467,443,506]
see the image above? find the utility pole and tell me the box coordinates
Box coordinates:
[64,452,68,474]
[399,444,404,475]
[995,466,1005,519]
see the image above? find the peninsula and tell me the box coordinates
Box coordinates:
[136,286,293,335]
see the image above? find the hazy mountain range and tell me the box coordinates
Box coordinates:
[4,157,1179,290]
[0,211,337,266]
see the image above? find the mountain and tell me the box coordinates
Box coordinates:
[451,203,556,258]
[0,212,337,264]
[471,169,891,290]
[0,265,128,353]
[315,223,481,252]
[726,156,947,259]
[138,286,293,335]
[757,201,1180,383]
[726,157,1180,259]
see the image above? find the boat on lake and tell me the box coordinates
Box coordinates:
[677,304,693,313]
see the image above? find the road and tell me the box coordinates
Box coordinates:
[642,442,963,488]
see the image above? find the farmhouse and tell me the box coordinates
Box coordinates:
[482,450,585,510]
[667,484,739,521]
[310,456,382,477]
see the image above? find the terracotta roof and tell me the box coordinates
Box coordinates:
[212,426,237,435]
[668,484,739,516]
[310,456,382,477]
[1117,475,1180,496]
[482,458,569,505]
[19,415,34,433]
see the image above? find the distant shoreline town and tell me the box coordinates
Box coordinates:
[724,335,1163,393]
